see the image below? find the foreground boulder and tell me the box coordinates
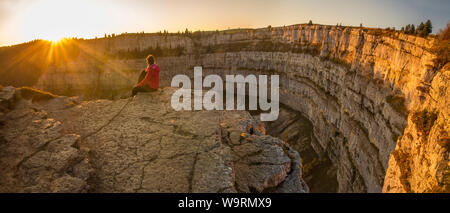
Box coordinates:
[0,87,308,193]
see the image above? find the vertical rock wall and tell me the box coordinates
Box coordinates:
[33,24,448,192]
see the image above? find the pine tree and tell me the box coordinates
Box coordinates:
[419,22,424,30]
[424,20,432,35]
[417,22,425,35]
[405,24,411,34]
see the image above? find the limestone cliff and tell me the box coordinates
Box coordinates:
[0,86,308,193]
[3,24,449,192]
[383,64,449,193]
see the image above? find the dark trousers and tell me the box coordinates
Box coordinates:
[131,85,156,96]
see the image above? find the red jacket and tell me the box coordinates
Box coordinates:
[136,64,160,89]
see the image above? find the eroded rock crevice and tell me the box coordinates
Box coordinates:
[264,106,338,192]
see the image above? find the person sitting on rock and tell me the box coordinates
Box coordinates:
[132,54,160,96]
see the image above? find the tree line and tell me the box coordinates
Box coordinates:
[400,20,432,37]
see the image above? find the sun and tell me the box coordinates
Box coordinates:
[49,37,67,46]
[18,0,117,43]
[47,33,68,43]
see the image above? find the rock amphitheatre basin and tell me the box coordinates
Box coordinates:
[0,24,448,193]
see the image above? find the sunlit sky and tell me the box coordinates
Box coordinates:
[0,0,449,46]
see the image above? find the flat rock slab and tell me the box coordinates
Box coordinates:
[0,87,308,193]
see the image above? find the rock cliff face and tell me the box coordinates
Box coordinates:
[383,67,449,193]
[15,24,450,192]
[0,86,308,193]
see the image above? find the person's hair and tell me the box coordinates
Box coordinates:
[146,54,155,66]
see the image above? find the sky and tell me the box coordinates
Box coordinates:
[0,0,449,46]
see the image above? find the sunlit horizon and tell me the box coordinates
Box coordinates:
[0,0,449,47]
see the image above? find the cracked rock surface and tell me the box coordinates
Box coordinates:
[0,86,308,193]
